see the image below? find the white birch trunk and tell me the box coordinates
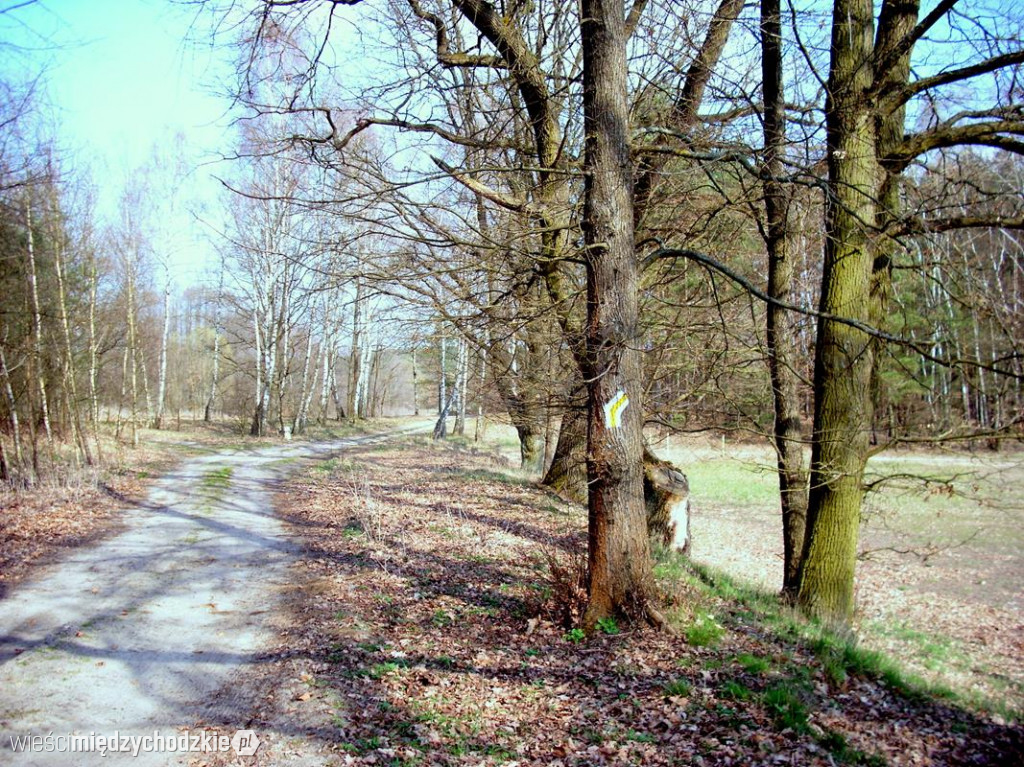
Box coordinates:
[155,265,171,429]
[454,336,468,436]
[25,205,52,444]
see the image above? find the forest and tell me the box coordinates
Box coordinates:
[0,0,1022,762]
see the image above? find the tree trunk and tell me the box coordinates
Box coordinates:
[52,221,93,466]
[473,347,486,441]
[643,446,691,555]
[411,346,420,416]
[0,342,22,473]
[294,320,315,434]
[348,275,364,421]
[250,296,266,437]
[154,269,171,429]
[580,0,653,627]
[761,0,808,598]
[25,204,52,445]
[453,336,468,436]
[436,328,446,417]
[797,0,878,626]
[318,299,335,423]
[541,394,588,502]
[88,248,100,426]
[433,374,458,441]
[205,326,221,423]
[126,267,141,447]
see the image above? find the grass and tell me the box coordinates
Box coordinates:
[260,430,1024,766]
[654,436,1024,718]
[664,553,1024,722]
[663,677,693,697]
[200,466,233,490]
[762,682,810,733]
[660,439,1024,563]
[312,457,361,475]
[683,610,725,647]
[735,652,771,674]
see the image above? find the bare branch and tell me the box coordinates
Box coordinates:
[407,0,507,69]
[430,156,535,214]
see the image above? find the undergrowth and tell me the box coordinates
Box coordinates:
[663,553,1020,724]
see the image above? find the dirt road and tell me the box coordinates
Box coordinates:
[0,436,380,766]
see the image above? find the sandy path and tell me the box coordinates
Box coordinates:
[0,435,386,766]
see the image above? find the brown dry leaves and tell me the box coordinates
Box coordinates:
[228,440,1023,766]
[0,471,150,596]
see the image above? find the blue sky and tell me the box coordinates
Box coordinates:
[2,0,239,282]
[8,0,234,169]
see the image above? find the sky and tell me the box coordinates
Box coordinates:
[1,0,241,285]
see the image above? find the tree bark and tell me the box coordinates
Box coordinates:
[411,345,420,416]
[25,204,52,445]
[644,446,691,554]
[797,0,878,626]
[154,267,171,429]
[0,342,22,474]
[205,273,222,423]
[52,215,93,466]
[541,391,588,502]
[761,0,808,598]
[580,0,653,627]
[453,336,468,436]
[348,274,364,422]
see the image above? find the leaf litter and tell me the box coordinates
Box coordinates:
[204,439,1022,766]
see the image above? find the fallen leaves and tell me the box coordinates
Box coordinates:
[226,440,1023,766]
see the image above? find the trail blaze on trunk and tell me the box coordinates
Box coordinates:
[580,0,653,627]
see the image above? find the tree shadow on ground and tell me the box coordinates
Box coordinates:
[232,444,1024,766]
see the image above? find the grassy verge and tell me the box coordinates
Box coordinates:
[663,556,1021,724]
[230,437,1022,766]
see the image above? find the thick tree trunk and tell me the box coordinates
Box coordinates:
[797,0,878,626]
[761,0,808,598]
[580,0,653,627]
[541,394,588,502]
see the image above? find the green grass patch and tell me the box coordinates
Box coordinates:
[735,652,771,674]
[663,677,693,697]
[363,660,411,680]
[200,466,233,491]
[721,679,754,701]
[684,610,725,647]
[762,682,810,733]
[661,556,1020,721]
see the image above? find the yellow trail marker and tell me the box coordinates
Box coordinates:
[603,390,630,429]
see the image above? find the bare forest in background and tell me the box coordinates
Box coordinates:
[1,0,1022,628]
